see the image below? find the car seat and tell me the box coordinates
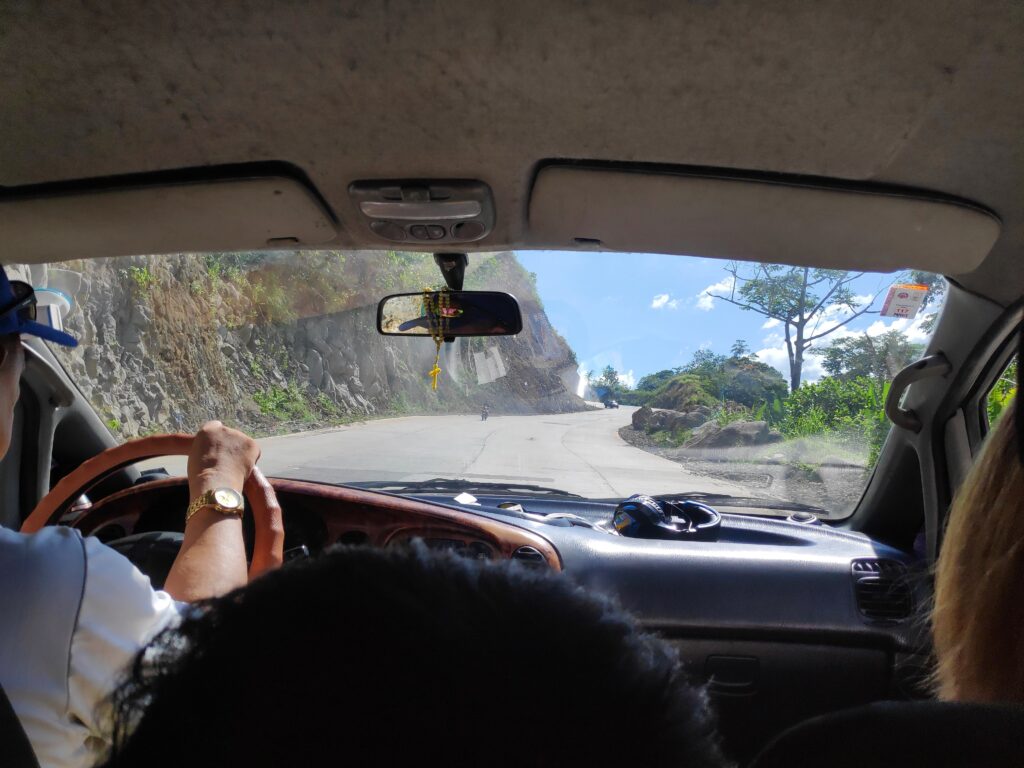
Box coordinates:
[0,682,39,768]
[749,699,1024,768]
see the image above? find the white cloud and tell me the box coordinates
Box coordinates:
[755,341,826,384]
[862,313,932,343]
[754,345,789,377]
[852,293,876,307]
[650,293,679,310]
[695,277,735,311]
[806,292,882,336]
[620,370,636,388]
[762,318,781,329]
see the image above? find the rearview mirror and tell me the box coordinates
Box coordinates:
[377,291,523,337]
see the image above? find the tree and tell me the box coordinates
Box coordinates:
[730,339,750,358]
[819,330,922,382]
[987,357,1018,426]
[908,270,946,333]
[637,353,788,409]
[682,350,729,397]
[721,357,789,408]
[708,264,888,391]
[636,367,682,392]
[598,365,620,389]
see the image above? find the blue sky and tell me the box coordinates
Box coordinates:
[515,250,934,388]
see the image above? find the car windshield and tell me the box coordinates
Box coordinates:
[13,251,942,518]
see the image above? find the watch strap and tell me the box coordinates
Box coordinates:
[186,488,244,524]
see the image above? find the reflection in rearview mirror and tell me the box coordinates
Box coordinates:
[376,291,523,337]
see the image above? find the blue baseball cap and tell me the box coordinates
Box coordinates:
[0,266,78,347]
[612,494,677,537]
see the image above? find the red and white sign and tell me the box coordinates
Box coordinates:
[880,283,929,319]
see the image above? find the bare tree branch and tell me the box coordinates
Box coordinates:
[803,301,881,343]
[706,292,790,323]
[807,272,864,318]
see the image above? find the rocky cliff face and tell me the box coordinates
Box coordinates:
[14,251,584,436]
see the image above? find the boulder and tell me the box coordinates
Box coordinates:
[635,406,707,433]
[666,410,708,431]
[632,405,656,431]
[685,421,721,446]
[686,420,784,448]
[648,410,670,431]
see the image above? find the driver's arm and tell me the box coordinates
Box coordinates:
[163,421,260,602]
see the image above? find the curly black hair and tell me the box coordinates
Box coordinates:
[100,543,725,768]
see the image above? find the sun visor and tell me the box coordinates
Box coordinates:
[527,166,1000,273]
[0,170,339,264]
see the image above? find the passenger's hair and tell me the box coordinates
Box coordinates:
[933,399,1024,702]
[101,544,724,768]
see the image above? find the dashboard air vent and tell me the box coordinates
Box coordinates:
[851,558,912,623]
[511,546,548,568]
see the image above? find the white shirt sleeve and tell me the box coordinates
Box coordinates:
[65,536,182,755]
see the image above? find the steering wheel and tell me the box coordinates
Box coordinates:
[20,434,285,581]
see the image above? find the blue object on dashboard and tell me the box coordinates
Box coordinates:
[613,494,721,540]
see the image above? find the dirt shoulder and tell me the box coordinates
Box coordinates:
[618,425,870,518]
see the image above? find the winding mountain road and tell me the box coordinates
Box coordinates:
[150,407,749,498]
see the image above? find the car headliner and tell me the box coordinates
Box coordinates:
[2,1,1022,304]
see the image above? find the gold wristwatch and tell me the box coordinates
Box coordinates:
[185,487,245,524]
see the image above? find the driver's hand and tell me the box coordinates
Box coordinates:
[187,421,260,498]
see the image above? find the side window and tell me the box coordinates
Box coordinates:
[985,354,1017,430]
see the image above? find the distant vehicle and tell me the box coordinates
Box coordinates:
[604,400,619,409]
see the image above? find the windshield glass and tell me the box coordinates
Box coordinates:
[13,251,941,518]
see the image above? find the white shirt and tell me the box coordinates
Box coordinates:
[0,526,181,768]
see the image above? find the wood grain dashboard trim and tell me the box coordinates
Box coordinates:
[73,476,562,571]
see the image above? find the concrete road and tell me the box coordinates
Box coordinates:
[147,407,750,499]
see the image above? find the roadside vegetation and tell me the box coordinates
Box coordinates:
[604,266,959,476]
[616,346,1015,484]
[604,326,924,472]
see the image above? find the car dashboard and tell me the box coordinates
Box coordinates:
[72,477,930,763]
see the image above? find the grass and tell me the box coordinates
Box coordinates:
[253,383,315,422]
[122,265,157,294]
[650,428,693,447]
[789,460,822,480]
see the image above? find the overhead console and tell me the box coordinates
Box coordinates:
[349,179,495,245]
[527,163,1000,273]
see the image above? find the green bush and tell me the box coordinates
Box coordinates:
[316,392,340,416]
[122,265,157,294]
[778,376,890,467]
[648,374,718,411]
[753,395,786,428]
[987,357,1017,426]
[253,383,314,421]
[714,403,750,427]
[720,357,789,407]
[650,428,693,447]
[636,354,787,409]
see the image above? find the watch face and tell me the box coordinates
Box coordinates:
[214,488,243,509]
